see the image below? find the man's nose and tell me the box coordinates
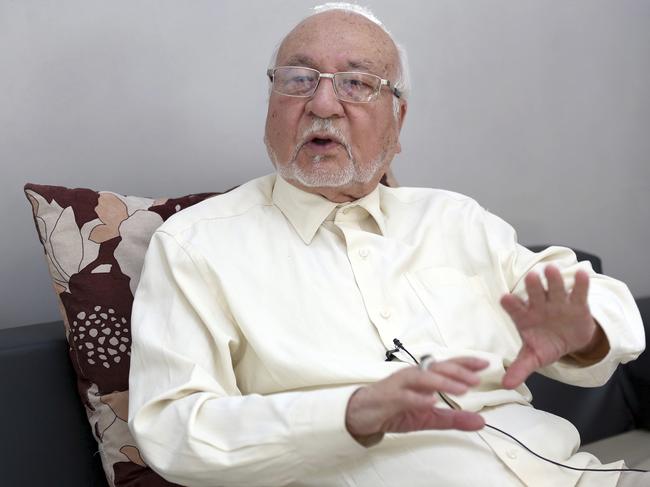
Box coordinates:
[305,77,345,119]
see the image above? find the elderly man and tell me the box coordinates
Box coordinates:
[128,4,645,486]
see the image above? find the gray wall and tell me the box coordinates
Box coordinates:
[1,0,649,329]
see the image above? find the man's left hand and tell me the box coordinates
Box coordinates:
[499,265,609,389]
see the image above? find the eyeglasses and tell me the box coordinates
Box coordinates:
[267,66,401,103]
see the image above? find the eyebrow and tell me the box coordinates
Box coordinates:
[281,54,380,74]
[283,54,318,68]
[347,59,378,73]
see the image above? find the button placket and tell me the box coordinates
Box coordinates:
[337,220,399,348]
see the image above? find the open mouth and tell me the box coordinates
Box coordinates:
[303,135,343,153]
[311,137,333,146]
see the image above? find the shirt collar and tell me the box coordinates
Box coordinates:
[272,174,387,244]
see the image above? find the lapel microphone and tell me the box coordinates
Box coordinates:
[385,338,419,364]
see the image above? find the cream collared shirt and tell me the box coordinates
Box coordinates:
[129,174,644,487]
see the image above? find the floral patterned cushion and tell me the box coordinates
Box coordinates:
[24,183,220,487]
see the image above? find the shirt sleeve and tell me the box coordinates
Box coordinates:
[128,230,367,487]
[479,207,645,387]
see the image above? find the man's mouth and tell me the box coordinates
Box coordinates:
[303,135,344,154]
[311,137,333,146]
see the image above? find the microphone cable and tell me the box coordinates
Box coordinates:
[385,338,649,475]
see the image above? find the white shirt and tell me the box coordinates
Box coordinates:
[129,174,644,487]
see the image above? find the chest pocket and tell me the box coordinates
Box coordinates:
[406,267,520,357]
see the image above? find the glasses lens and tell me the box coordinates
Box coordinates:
[273,67,319,96]
[334,73,381,102]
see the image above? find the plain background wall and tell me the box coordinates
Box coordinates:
[1,0,649,329]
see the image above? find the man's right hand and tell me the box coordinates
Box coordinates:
[345,357,489,446]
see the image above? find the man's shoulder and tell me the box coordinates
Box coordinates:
[380,184,501,237]
[157,174,275,237]
[381,184,480,211]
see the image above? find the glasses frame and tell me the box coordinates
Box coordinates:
[267,66,402,103]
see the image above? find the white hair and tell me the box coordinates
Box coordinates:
[267,2,411,117]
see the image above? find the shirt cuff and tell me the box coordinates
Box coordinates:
[549,290,644,386]
[290,385,370,471]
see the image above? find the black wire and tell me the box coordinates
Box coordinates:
[484,424,648,473]
[391,339,649,475]
[393,338,419,364]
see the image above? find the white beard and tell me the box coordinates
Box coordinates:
[265,119,388,188]
[276,152,386,188]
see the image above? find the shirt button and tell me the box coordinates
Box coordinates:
[359,248,370,259]
[506,449,518,460]
[380,308,391,319]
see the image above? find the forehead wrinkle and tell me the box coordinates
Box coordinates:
[346,59,379,73]
[277,11,399,78]
[280,54,381,76]
[282,54,318,69]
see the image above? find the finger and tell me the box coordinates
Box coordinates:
[524,271,546,309]
[428,361,483,387]
[569,270,590,305]
[428,408,485,431]
[403,368,472,396]
[502,346,540,389]
[500,293,528,323]
[441,356,490,372]
[399,390,438,412]
[544,265,567,302]
[423,355,490,372]
[420,357,489,375]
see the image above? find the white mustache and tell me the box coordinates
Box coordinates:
[293,119,353,160]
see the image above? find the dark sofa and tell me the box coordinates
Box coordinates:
[0,320,108,486]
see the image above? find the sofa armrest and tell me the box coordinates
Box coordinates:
[624,296,650,429]
[0,321,107,487]
[580,429,650,469]
[527,368,637,444]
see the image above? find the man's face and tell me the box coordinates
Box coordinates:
[264,11,406,201]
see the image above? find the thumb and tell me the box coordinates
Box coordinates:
[502,345,540,389]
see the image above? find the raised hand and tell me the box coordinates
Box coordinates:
[499,265,608,389]
[345,357,489,445]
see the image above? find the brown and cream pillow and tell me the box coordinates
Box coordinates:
[24,183,219,487]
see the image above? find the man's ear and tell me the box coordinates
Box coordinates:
[394,100,407,154]
[398,100,407,131]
